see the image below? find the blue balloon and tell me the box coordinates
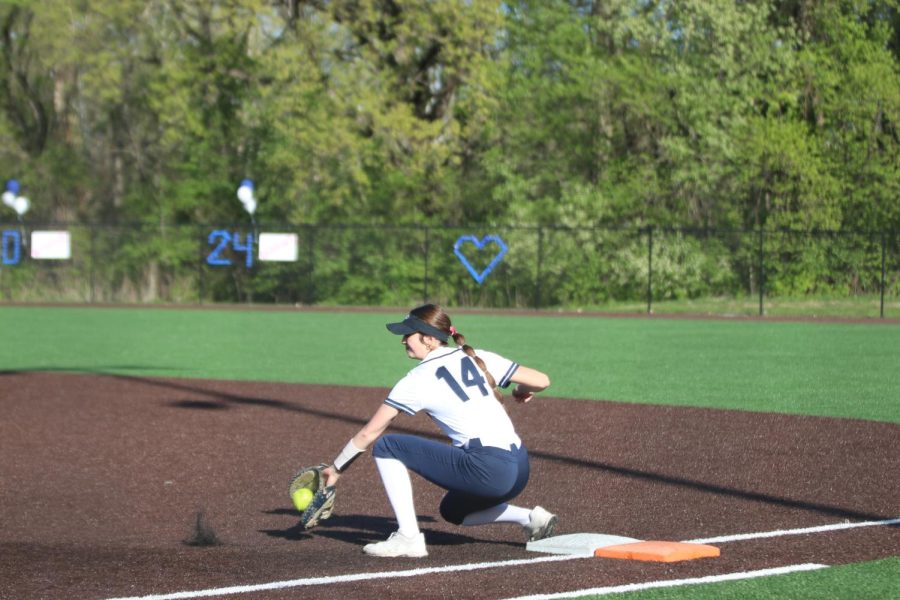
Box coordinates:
[240,179,254,190]
[6,179,20,194]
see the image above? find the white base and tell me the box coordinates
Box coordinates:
[526,533,641,556]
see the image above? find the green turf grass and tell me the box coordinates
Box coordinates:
[572,557,900,599]
[1,305,898,423]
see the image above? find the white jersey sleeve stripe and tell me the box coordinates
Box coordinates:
[385,397,416,415]
[497,362,519,388]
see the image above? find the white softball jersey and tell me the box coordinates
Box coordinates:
[385,346,521,450]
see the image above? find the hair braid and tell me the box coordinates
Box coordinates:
[452,331,503,403]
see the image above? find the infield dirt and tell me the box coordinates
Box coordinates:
[1,372,898,599]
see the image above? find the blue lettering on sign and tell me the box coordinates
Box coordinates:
[207,230,232,266]
[1,230,21,265]
[231,232,254,268]
[206,230,254,268]
[453,234,508,284]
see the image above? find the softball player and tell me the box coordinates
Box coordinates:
[324,304,557,558]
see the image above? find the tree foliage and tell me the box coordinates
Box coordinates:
[0,0,897,304]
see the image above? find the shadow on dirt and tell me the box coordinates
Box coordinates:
[260,512,519,548]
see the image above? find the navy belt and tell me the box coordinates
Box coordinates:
[466,437,519,452]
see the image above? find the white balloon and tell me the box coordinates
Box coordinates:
[13,196,29,215]
[1,191,14,208]
[242,197,257,215]
[237,185,254,205]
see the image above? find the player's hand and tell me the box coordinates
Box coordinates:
[323,464,341,486]
[512,386,534,403]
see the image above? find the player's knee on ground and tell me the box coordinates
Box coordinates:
[439,494,467,525]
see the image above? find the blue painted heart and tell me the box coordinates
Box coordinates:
[453,235,508,284]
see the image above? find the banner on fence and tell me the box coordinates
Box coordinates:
[30,231,71,260]
[258,233,299,262]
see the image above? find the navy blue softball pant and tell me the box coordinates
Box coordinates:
[372,433,530,525]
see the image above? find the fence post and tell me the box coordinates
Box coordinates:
[423,226,430,304]
[535,226,544,309]
[758,228,765,316]
[307,224,316,304]
[646,226,653,314]
[880,232,886,319]
[89,224,96,303]
[197,230,204,304]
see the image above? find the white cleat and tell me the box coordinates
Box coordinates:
[524,506,558,542]
[363,531,428,558]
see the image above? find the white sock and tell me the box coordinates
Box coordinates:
[374,457,420,537]
[461,503,531,527]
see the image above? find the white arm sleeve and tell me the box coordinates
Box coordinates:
[333,438,365,472]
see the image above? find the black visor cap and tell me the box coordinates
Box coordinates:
[386,316,449,343]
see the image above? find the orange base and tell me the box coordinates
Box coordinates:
[594,540,720,562]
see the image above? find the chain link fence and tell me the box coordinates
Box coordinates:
[1,221,897,317]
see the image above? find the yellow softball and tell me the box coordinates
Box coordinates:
[291,487,314,511]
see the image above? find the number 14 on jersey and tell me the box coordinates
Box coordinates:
[435,357,489,401]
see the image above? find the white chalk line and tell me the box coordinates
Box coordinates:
[105,554,581,600]
[105,516,899,600]
[686,517,900,544]
[499,563,828,600]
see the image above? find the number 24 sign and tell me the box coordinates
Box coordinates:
[206,230,254,268]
